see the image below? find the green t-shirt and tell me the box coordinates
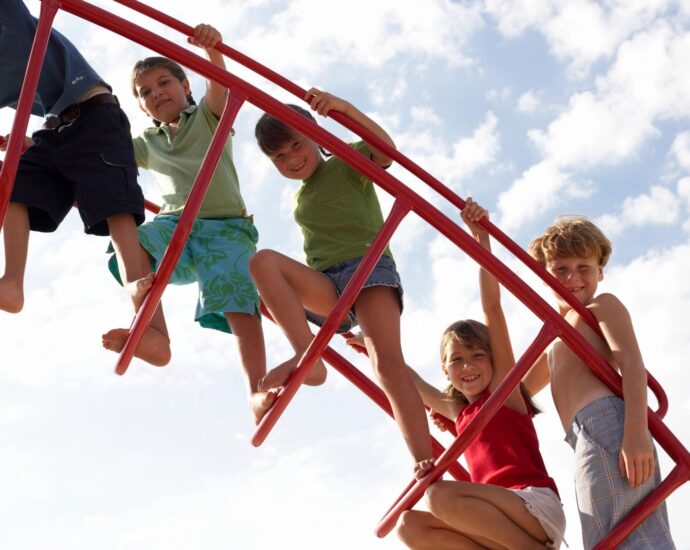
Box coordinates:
[133,98,246,218]
[294,141,393,272]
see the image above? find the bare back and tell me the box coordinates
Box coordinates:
[548,307,616,431]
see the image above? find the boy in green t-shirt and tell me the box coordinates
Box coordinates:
[252,90,434,478]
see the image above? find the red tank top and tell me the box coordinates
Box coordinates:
[455,389,558,495]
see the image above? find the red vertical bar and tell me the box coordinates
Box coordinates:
[0,0,59,228]
[251,200,411,446]
[114,92,245,375]
[375,321,558,537]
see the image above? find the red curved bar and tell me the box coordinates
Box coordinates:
[112,0,667,418]
[4,3,684,546]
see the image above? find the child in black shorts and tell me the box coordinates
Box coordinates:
[0,0,169,365]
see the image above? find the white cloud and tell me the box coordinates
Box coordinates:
[517,90,540,113]
[499,21,690,230]
[496,161,593,232]
[620,185,680,226]
[594,184,683,237]
[240,0,483,75]
[485,0,673,78]
[483,0,554,38]
[671,130,690,171]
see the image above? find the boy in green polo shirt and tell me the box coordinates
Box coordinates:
[103,24,274,424]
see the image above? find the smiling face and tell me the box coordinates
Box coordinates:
[443,340,493,403]
[546,255,603,308]
[134,67,190,125]
[268,131,324,180]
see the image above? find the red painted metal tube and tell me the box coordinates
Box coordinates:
[0,0,59,228]
[34,5,684,544]
[114,92,244,374]
[251,200,411,446]
[593,465,688,549]
[110,0,667,418]
[374,322,559,537]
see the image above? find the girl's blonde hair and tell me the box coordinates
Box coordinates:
[440,319,540,414]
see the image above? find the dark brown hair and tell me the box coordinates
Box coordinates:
[254,104,329,157]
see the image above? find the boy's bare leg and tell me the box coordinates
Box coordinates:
[355,286,433,470]
[0,202,30,313]
[103,213,170,366]
[249,250,338,390]
[225,311,277,424]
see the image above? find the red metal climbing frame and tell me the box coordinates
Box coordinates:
[1,1,687,547]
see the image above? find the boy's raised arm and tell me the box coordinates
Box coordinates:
[590,293,655,488]
[304,88,395,168]
[188,23,228,118]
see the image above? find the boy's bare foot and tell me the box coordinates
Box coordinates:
[259,355,327,391]
[102,325,171,366]
[250,389,279,424]
[0,278,24,313]
[344,331,367,353]
[125,273,155,309]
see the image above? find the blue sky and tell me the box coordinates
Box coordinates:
[2,1,690,548]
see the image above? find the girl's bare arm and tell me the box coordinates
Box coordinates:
[461,198,524,412]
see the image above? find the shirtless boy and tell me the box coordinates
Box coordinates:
[524,217,674,549]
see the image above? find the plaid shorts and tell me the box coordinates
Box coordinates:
[565,396,675,549]
[108,214,260,334]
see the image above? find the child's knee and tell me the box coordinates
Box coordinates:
[396,510,424,545]
[248,249,278,279]
[425,481,461,519]
[370,353,405,383]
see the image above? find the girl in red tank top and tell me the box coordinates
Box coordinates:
[397,199,565,549]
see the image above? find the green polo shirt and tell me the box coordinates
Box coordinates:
[294,141,393,272]
[133,98,246,218]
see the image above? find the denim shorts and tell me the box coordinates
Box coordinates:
[306,255,403,333]
[108,215,260,334]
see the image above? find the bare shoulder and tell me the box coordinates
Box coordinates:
[588,292,629,315]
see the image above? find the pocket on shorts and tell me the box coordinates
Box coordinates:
[100,150,138,186]
[583,408,624,457]
[100,149,136,171]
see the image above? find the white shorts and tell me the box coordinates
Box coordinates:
[511,486,567,549]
